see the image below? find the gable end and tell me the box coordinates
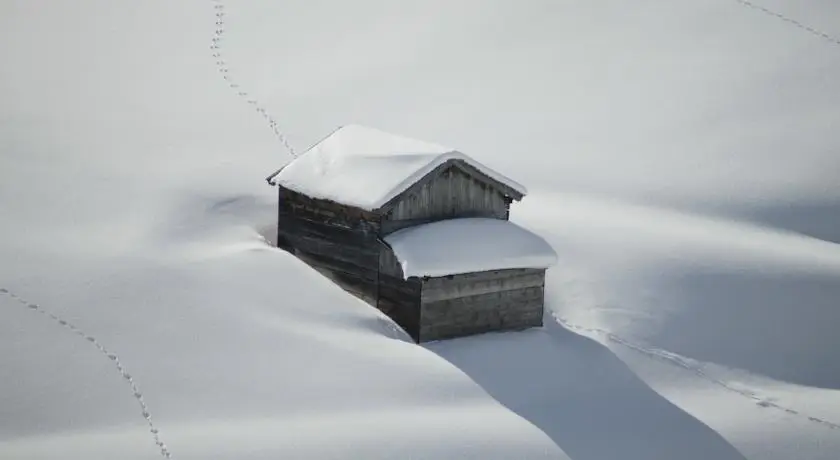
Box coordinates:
[376,158,523,213]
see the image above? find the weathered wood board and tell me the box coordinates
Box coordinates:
[274,183,545,344]
[380,163,512,235]
[278,185,382,304]
[377,273,422,341]
[419,268,546,342]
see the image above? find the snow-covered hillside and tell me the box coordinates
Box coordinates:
[2,1,839,459]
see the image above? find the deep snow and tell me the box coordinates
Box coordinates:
[2,1,840,459]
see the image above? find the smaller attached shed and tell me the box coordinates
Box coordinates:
[381,218,557,342]
[266,124,557,342]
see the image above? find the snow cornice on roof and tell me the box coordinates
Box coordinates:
[265,125,527,211]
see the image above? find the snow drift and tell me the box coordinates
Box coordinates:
[2,1,840,459]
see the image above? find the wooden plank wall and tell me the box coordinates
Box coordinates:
[378,244,403,278]
[278,187,381,302]
[381,165,510,235]
[377,243,421,341]
[275,185,540,343]
[377,275,422,341]
[419,268,545,342]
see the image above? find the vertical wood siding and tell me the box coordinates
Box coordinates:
[381,165,510,235]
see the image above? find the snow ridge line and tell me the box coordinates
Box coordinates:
[733,0,840,45]
[555,314,840,431]
[0,288,173,458]
[210,1,298,158]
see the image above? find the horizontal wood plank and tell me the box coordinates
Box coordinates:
[375,274,422,342]
[280,186,380,222]
[380,211,499,235]
[422,286,544,319]
[378,243,404,278]
[296,250,378,284]
[421,270,545,303]
[422,268,542,285]
[419,285,544,342]
[291,239,378,271]
[280,210,378,239]
[379,273,421,298]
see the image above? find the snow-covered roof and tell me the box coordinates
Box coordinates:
[383,218,557,279]
[267,125,527,211]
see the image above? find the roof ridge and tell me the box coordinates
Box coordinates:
[266,125,527,207]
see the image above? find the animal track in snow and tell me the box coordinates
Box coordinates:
[0,288,173,458]
[733,0,840,46]
[210,0,297,159]
[555,314,840,430]
[554,316,840,430]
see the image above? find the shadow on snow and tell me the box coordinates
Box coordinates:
[425,319,746,460]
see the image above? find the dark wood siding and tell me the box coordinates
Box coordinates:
[278,186,381,303]
[380,164,511,235]
[273,161,540,343]
[419,268,545,342]
[378,242,403,278]
[376,242,421,341]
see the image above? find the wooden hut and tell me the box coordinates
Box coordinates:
[266,124,557,342]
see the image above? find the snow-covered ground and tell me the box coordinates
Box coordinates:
[2,1,839,459]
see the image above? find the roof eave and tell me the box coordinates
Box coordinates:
[265,169,281,186]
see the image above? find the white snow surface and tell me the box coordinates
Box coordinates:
[384,218,557,278]
[269,124,527,210]
[3,1,840,460]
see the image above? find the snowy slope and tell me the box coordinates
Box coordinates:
[515,193,840,459]
[2,1,840,459]
[0,3,567,459]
